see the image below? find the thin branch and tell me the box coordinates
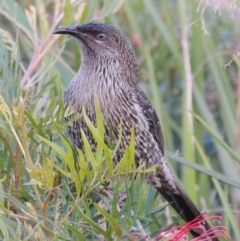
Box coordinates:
[20,2,61,86]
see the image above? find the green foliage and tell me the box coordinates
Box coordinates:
[0,0,239,240]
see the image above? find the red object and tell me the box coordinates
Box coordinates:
[132,33,142,47]
[155,212,231,241]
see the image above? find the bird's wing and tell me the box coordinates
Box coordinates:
[135,87,164,155]
[135,87,199,216]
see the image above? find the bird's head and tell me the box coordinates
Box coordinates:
[53,22,134,60]
[54,22,139,86]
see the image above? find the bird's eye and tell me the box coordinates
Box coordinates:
[96,33,106,40]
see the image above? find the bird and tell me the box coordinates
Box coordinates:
[53,22,219,240]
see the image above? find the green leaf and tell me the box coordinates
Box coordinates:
[72,203,108,236]
[38,135,68,158]
[94,204,123,237]
[82,107,113,176]
[126,125,135,172]
[192,112,240,164]
[0,216,9,240]
[63,0,72,26]
[166,151,240,190]
[80,3,90,23]
[66,224,87,241]
[81,129,96,168]
[78,148,92,188]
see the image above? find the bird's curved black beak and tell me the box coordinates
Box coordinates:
[53,26,79,36]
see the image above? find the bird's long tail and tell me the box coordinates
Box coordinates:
[156,185,220,241]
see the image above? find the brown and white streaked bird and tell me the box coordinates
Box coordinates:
[53,22,219,240]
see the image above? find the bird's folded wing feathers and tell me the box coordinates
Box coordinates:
[135,87,165,155]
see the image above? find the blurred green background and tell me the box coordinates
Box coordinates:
[0,0,239,240]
